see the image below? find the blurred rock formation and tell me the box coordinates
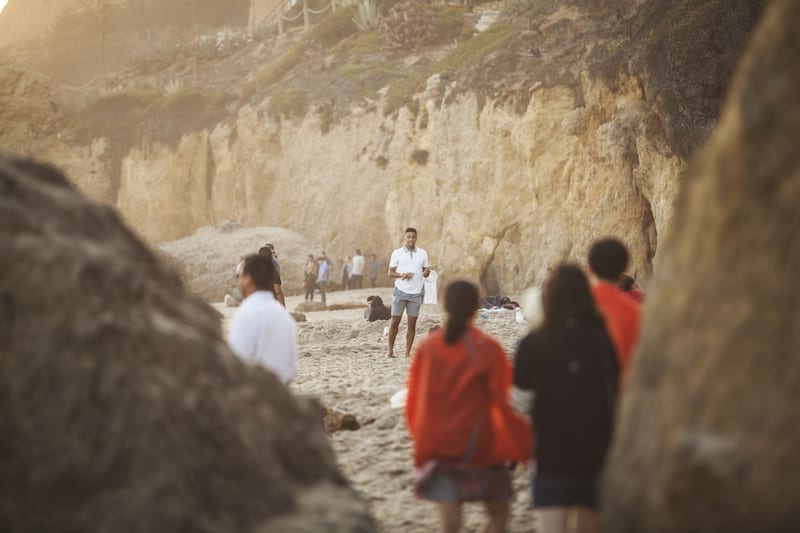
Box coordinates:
[0,153,375,533]
[603,0,800,530]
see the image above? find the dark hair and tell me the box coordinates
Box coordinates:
[618,274,635,292]
[444,280,479,344]
[242,254,275,292]
[542,264,604,336]
[588,238,629,280]
[264,243,275,251]
[404,227,417,234]
[258,246,271,257]
[356,249,361,255]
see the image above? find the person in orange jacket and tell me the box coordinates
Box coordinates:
[406,279,532,533]
[587,238,641,388]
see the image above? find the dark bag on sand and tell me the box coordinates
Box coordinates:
[368,304,391,321]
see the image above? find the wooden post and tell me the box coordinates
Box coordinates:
[303,0,310,31]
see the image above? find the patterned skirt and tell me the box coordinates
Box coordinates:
[414,461,512,502]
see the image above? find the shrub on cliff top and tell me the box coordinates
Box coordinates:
[380,0,437,51]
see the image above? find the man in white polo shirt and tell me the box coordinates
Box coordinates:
[387,227,431,358]
[228,254,298,384]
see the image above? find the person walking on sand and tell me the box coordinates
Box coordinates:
[406,279,532,533]
[587,238,641,388]
[351,249,365,289]
[316,256,330,305]
[228,254,298,384]
[341,257,351,291]
[513,264,619,533]
[368,253,380,287]
[388,227,431,358]
[304,253,317,301]
[258,245,285,307]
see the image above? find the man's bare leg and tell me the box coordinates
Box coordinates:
[405,315,418,357]
[388,315,402,357]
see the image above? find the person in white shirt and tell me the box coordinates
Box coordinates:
[351,250,365,289]
[228,254,298,384]
[387,227,431,358]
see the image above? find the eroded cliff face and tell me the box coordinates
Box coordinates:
[91,69,680,294]
[0,58,680,293]
[4,0,765,296]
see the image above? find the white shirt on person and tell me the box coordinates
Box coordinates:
[389,246,429,295]
[228,290,298,384]
[351,254,365,276]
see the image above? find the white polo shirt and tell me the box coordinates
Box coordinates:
[389,246,429,295]
[228,291,298,384]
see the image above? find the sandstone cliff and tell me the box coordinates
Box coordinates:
[0,0,766,296]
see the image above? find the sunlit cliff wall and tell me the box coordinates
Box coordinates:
[0,1,766,294]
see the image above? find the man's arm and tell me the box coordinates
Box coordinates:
[389,265,412,280]
[273,283,286,307]
[422,250,431,277]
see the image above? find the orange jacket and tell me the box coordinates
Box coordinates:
[406,326,532,467]
[592,282,641,385]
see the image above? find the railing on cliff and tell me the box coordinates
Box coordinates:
[255,0,343,37]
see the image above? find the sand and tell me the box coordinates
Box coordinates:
[215,287,536,533]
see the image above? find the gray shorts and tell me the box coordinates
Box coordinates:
[392,287,423,317]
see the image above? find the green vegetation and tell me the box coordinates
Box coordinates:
[429,5,471,44]
[503,0,559,28]
[72,87,234,146]
[268,86,310,119]
[341,31,382,56]
[383,21,519,115]
[258,5,359,88]
[70,87,235,201]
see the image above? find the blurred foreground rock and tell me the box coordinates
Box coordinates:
[0,154,375,533]
[603,1,800,531]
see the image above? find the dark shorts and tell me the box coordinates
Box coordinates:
[532,476,598,508]
[391,287,423,317]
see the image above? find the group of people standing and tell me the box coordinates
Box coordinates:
[405,237,642,533]
[303,250,383,304]
[225,229,643,533]
[339,250,382,290]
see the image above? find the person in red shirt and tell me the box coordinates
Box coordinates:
[587,239,641,387]
[618,273,645,303]
[406,280,531,533]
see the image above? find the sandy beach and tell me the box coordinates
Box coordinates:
[216,287,536,532]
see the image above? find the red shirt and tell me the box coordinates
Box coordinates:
[592,282,641,386]
[405,326,531,467]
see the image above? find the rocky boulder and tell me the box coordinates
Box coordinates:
[602,0,800,531]
[0,153,375,533]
